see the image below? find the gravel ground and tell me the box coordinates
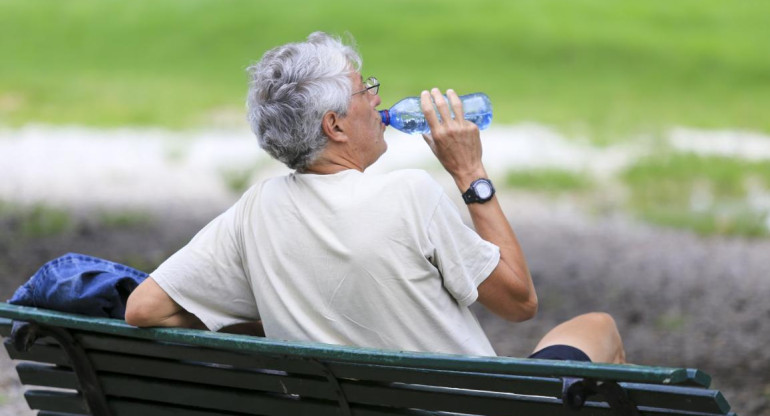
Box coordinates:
[0,197,767,415]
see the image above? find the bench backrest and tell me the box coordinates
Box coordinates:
[0,303,734,416]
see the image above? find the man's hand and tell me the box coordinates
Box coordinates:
[420,88,487,191]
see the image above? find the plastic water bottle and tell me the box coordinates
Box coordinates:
[379,92,493,135]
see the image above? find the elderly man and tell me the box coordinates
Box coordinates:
[126,32,625,363]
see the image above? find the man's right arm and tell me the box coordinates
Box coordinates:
[467,190,538,322]
[420,88,538,322]
[125,277,206,329]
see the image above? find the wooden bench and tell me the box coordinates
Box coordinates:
[0,302,734,416]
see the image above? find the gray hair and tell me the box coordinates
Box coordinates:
[246,32,362,170]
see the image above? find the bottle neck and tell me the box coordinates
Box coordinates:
[379,109,390,126]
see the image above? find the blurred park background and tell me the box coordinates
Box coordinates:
[2,0,769,236]
[1,1,770,414]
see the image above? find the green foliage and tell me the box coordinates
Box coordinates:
[655,312,687,331]
[640,208,769,237]
[1,0,768,138]
[220,166,257,194]
[622,153,770,236]
[11,204,74,238]
[505,169,592,192]
[118,254,162,274]
[97,210,153,228]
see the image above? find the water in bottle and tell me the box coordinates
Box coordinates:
[379,92,493,135]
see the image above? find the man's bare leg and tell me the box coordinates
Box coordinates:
[532,312,626,364]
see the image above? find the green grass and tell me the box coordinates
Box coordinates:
[4,203,74,238]
[505,169,592,192]
[1,0,769,138]
[0,201,154,237]
[220,166,257,195]
[502,154,770,237]
[97,210,153,228]
[623,153,770,236]
[3,0,769,237]
[655,312,687,331]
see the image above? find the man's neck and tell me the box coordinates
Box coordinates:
[302,150,365,175]
[301,163,357,175]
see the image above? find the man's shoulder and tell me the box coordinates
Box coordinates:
[244,173,293,196]
[374,170,447,211]
[227,174,289,212]
[379,169,440,189]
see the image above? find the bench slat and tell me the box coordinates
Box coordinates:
[344,381,606,416]
[342,381,734,416]
[624,383,730,414]
[4,339,70,366]
[38,412,89,416]
[0,306,705,386]
[330,361,561,395]
[16,362,78,390]
[78,332,327,376]
[89,351,336,400]
[24,390,87,414]
[31,392,255,416]
[329,362,729,415]
[17,364,328,416]
[99,373,445,416]
[108,399,248,416]
[99,372,342,416]
[110,396,450,416]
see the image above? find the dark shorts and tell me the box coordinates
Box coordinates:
[528,344,592,362]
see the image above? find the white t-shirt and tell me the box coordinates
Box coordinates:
[152,169,500,355]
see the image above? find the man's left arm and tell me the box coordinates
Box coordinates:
[125,276,205,329]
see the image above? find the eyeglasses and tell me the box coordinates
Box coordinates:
[351,76,380,96]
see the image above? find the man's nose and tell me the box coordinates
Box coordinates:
[372,94,382,107]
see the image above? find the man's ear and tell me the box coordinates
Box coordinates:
[321,111,347,143]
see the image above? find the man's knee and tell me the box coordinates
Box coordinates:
[578,311,625,363]
[577,312,618,331]
[572,312,618,332]
[573,312,623,342]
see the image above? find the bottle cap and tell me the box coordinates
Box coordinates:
[379,110,390,126]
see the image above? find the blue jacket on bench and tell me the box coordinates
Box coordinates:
[8,253,147,319]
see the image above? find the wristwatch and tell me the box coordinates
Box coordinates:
[462,178,496,204]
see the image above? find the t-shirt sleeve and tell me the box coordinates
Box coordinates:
[151,191,260,331]
[427,193,501,307]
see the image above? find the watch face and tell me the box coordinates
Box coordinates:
[474,181,493,199]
